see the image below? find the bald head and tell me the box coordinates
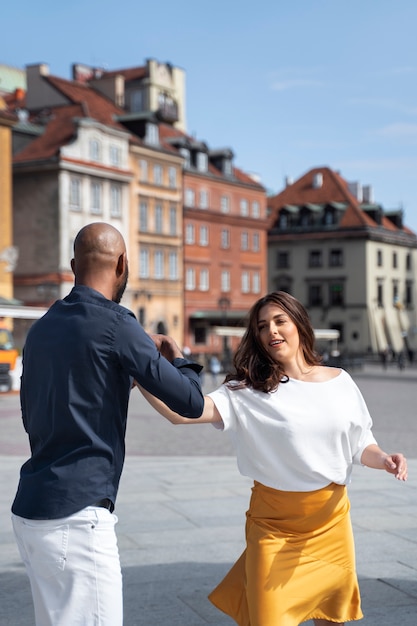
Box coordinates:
[71,223,128,303]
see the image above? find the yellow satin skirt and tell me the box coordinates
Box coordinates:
[209,481,363,626]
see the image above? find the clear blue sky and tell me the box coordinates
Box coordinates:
[3,0,417,231]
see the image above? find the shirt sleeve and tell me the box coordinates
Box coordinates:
[115,314,204,417]
[349,378,378,465]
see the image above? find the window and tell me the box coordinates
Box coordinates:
[406,253,412,271]
[169,206,177,235]
[377,249,383,267]
[324,210,334,226]
[185,268,196,290]
[110,145,120,166]
[199,225,209,246]
[155,204,163,233]
[199,189,209,209]
[393,252,398,269]
[90,181,102,214]
[277,251,290,268]
[252,232,260,252]
[185,188,195,207]
[131,90,144,112]
[185,223,195,244]
[168,166,176,188]
[145,123,159,145]
[241,271,250,293]
[252,272,261,293]
[110,184,122,218]
[139,249,149,278]
[194,326,207,345]
[240,199,249,216]
[308,284,323,307]
[140,200,148,231]
[309,250,322,268]
[221,229,230,249]
[241,232,249,250]
[393,281,399,305]
[168,252,178,280]
[223,159,232,176]
[405,280,413,307]
[89,139,101,162]
[199,269,209,291]
[377,282,384,307]
[329,249,343,267]
[221,271,231,292]
[180,148,190,168]
[69,177,81,210]
[329,283,344,306]
[220,195,230,213]
[139,159,148,182]
[153,164,163,185]
[154,251,164,279]
[252,201,260,218]
[279,213,288,229]
[196,152,208,172]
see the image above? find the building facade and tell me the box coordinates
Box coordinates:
[268,167,417,357]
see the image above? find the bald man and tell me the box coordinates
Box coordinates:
[11,223,204,626]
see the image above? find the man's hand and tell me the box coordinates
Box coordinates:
[150,334,184,362]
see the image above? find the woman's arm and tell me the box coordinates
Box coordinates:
[361,444,407,481]
[136,383,223,425]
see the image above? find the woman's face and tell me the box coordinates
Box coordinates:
[257,303,302,364]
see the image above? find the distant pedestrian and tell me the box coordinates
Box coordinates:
[140,291,407,626]
[11,222,204,626]
[209,354,221,383]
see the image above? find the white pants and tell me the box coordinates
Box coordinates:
[12,506,123,626]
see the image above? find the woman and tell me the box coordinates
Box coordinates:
[139,291,407,626]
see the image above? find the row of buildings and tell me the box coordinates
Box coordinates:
[1,59,416,361]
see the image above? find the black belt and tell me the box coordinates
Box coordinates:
[92,498,114,513]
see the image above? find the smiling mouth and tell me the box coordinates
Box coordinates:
[269,340,284,346]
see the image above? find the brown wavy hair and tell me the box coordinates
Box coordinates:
[224,291,321,393]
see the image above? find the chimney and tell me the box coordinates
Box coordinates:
[348,181,363,202]
[312,172,323,189]
[362,185,374,204]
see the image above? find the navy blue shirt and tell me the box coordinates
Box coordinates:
[12,286,204,519]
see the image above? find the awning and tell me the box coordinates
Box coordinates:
[383,307,404,353]
[369,308,388,352]
[190,310,248,321]
[0,305,48,320]
[313,329,340,340]
[213,325,246,337]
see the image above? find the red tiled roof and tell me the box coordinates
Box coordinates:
[46,75,127,130]
[268,166,382,230]
[159,123,264,188]
[14,104,82,162]
[100,66,147,81]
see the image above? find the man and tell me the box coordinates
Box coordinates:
[11,222,204,626]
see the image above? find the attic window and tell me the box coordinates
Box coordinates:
[196,152,208,172]
[223,159,232,176]
[180,148,191,168]
[145,123,159,146]
[90,139,101,162]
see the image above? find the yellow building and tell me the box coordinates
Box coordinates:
[0,99,16,305]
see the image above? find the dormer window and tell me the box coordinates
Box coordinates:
[89,139,101,162]
[324,210,334,225]
[223,158,232,176]
[145,123,159,146]
[196,152,208,172]
[180,148,191,169]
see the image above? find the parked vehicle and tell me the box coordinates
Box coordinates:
[0,325,18,391]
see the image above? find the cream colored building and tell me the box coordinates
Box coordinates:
[268,167,417,357]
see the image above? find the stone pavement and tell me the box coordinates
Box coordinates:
[1,364,417,625]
